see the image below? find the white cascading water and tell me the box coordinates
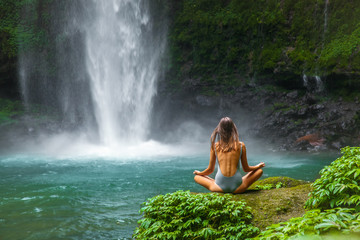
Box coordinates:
[302,74,309,88]
[86,0,164,145]
[19,0,167,150]
[315,76,324,92]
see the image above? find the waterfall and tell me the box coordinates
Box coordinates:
[320,0,329,51]
[315,76,324,92]
[85,0,165,144]
[314,0,329,93]
[323,0,329,36]
[302,74,324,92]
[19,0,167,146]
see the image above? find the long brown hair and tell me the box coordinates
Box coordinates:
[210,117,240,152]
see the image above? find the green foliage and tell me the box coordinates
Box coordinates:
[255,184,275,190]
[320,24,360,71]
[0,98,23,125]
[256,208,360,239]
[133,190,259,239]
[168,0,360,91]
[254,182,284,190]
[0,0,53,57]
[254,148,360,239]
[169,0,288,88]
[305,147,360,210]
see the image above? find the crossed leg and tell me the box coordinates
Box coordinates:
[194,168,263,194]
[194,175,223,192]
[233,168,263,194]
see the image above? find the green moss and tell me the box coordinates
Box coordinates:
[249,176,308,190]
[202,177,311,230]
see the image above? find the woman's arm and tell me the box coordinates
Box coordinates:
[193,147,216,175]
[240,144,265,172]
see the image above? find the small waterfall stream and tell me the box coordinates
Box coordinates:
[302,0,329,93]
[323,0,329,37]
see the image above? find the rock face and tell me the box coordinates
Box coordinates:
[246,88,360,151]
[154,82,360,152]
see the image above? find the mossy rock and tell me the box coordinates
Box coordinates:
[231,177,311,230]
[234,183,311,230]
[194,177,311,230]
[248,176,309,190]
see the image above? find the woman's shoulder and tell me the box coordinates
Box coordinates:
[238,141,245,147]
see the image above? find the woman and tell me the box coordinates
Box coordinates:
[194,117,265,193]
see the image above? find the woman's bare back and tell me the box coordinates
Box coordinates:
[216,142,242,177]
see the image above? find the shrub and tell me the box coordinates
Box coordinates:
[133,190,259,239]
[256,208,360,240]
[305,147,360,210]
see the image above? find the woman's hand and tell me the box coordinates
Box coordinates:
[193,170,201,175]
[257,162,265,169]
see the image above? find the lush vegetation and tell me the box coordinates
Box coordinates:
[1,0,360,97]
[168,0,360,93]
[257,147,360,239]
[257,207,360,239]
[133,190,259,239]
[305,146,360,210]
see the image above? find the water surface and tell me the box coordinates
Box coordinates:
[0,151,335,239]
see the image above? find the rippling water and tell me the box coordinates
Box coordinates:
[0,151,335,239]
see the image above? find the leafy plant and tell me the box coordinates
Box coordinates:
[255,184,275,190]
[258,182,286,190]
[133,190,259,239]
[305,147,360,210]
[276,182,284,189]
[256,208,360,240]
[254,182,284,190]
